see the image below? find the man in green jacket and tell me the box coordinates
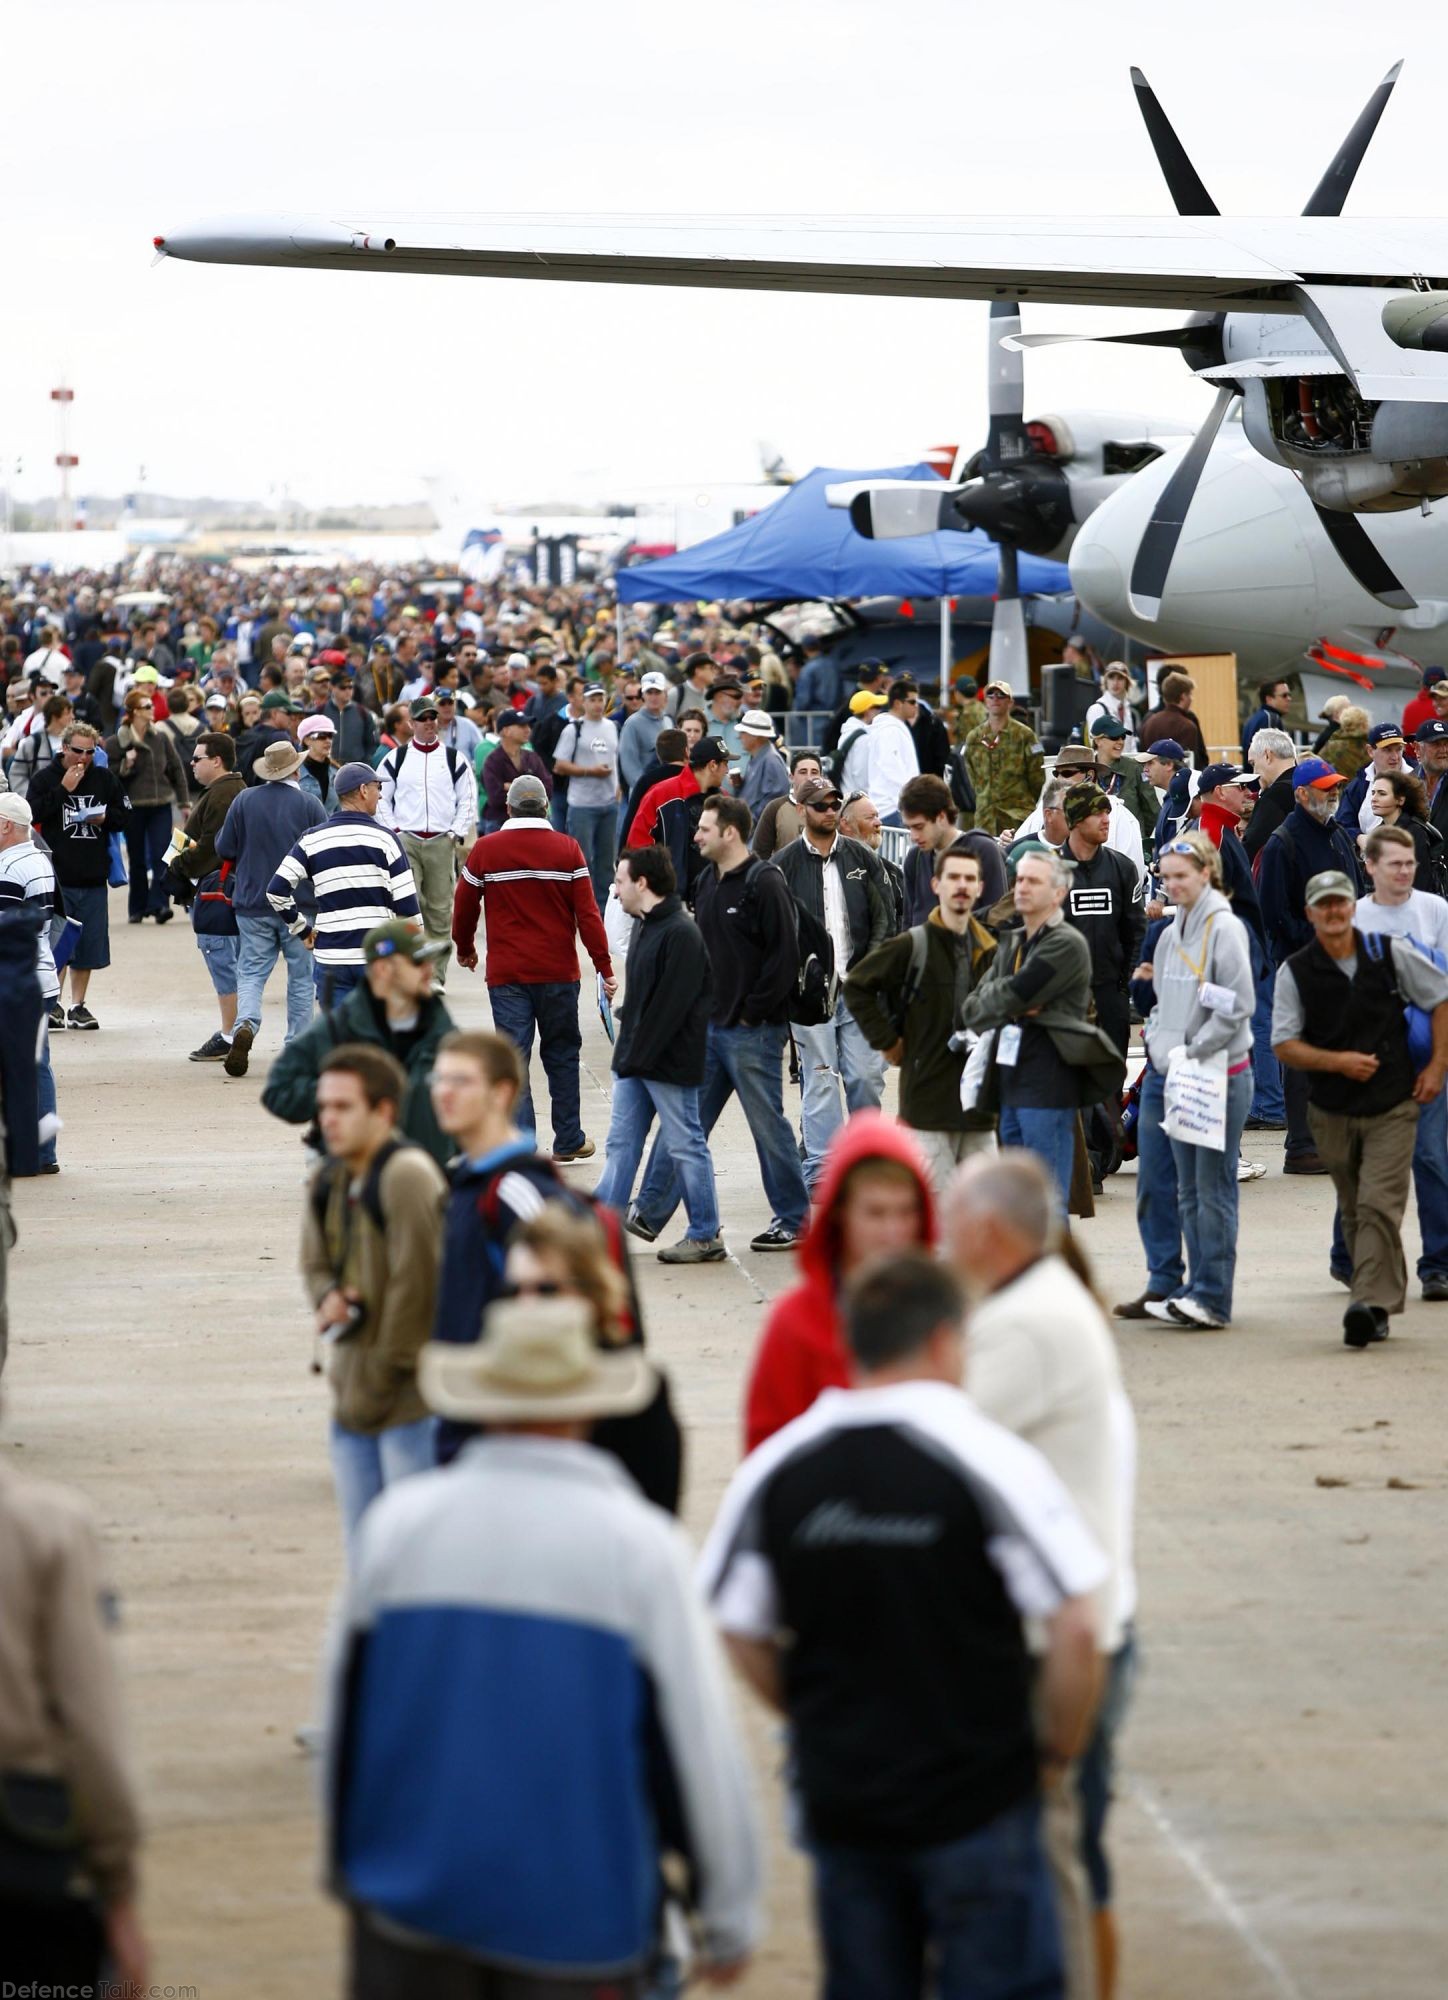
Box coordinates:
[262,920,456,1167]
[171,731,247,1063]
[962,847,1103,1214]
[964,680,1046,833]
[844,842,998,1190]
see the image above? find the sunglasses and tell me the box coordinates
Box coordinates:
[1159,839,1204,858]
[498,1279,564,1300]
[808,798,842,811]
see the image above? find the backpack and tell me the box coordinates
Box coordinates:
[891,923,931,1036]
[308,1136,409,1281]
[192,859,239,937]
[1361,929,1437,1071]
[472,1155,643,1343]
[390,739,463,786]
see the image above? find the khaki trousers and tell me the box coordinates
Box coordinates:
[908,1124,996,1196]
[1307,1098,1419,1313]
[399,832,458,988]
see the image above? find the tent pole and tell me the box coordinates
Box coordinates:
[939,596,950,708]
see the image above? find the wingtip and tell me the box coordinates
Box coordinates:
[1383,59,1403,85]
[1129,65,1148,88]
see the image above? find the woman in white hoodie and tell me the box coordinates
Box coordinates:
[1132,831,1255,1329]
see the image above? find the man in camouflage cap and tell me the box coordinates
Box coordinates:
[963,681,1046,834]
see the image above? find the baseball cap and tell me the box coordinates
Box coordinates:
[849,689,888,715]
[1091,716,1127,740]
[497,709,529,731]
[711,678,743,697]
[689,735,732,768]
[1294,756,1347,790]
[796,777,842,809]
[297,715,336,742]
[1367,722,1405,747]
[131,664,161,685]
[203,693,228,711]
[1415,718,1448,743]
[0,794,34,829]
[1063,783,1112,827]
[1198,761,1260,792]
[639,671,670,693]
[363,919,447,965]
[506,773,549,812]
[259,690,297,714]
[409,696,440,719]
[1144,738,1186,763]
[737,708,776,739]
[983,679,1015,699]
[506,652,531,673]
[335,760,380,796]
[1304,870,1358,908]
[1102,661,1131,681]
[1066,632,1087,648]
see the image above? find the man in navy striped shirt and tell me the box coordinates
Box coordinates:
[267,761,421,1008]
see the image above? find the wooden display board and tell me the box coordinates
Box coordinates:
[1152,653,1240,759]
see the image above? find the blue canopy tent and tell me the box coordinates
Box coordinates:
[615,463,1073,604]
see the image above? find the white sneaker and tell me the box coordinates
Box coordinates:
[1237,1156,1267,1181]
[1142,1299,1181,1325]
[1166,1296,1228,1330]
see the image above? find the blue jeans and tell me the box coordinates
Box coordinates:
[37,1026,56,1169]
[312,960,366,1009]
[568,802,617,913]
[195,931,238,997]
[811,1797,1062,2000]
[548,788,569,831]
[1078,1628,1138,1910]
[636,1021,808,1233]
[1135,1065,1184,1297]
[235,912,315,1043]
[594,1074,720,1239]
[489,980,583,1153]
[329,1415,438,1564]
[1248,952,1285,1122]
[1166,1065,1252,1320]
[125,801,173,919]
[1330,1083,1448,1281]
[998,1103,1077,1220]
[795,995,888,1187]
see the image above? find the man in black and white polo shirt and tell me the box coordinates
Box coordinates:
[700,1252,1103,2000]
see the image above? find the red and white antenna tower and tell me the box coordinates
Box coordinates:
[51,383,78,530]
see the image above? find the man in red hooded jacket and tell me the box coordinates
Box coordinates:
[743,1113,937,1452]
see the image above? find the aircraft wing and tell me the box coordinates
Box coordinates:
[154,211,1448,317]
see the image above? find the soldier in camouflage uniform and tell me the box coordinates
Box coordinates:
[964,680,1046,833]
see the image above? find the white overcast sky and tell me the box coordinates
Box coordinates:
[4,0,1444,511]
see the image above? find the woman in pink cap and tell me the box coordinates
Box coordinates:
[297,714,339,811]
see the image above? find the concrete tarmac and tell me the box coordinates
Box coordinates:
[6,912,1448,1998]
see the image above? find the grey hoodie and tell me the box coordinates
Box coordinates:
[1144,885,1254,1069]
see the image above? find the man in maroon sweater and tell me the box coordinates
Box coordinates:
[452,774,615,1163]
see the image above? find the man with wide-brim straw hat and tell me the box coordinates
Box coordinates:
[328,1292,762,1991]
[214,730,326,1076]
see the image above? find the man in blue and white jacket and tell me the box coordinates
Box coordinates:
[326,1294,761,1993]
[266,761,420,1008]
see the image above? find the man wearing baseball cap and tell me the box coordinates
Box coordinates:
[1336,721,1408,836]
[627,734,732,906]
[1140,737,1191,852]
[1413,716,1448,842]
[376,697,479,988]
[617,669,672,800]
[1272,869,1448,1346]
[965,680,1046,835]
[1258,759,1365,1174]
[735,708,790,817]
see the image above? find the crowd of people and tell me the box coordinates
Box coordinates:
[2,558,1445,1999]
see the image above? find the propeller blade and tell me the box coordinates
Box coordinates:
[1302,60,1402,217]
[1129,67,1219,215]
[983,299,1026,471]
[1310,503,1416,609]
[989,544,1031,696]
[1008,326,1205,353]
[1127,385,1235,619]
[834,482,957,539]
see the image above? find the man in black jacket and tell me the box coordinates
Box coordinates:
[1244,729,1298,861]
[29,721,128,1029]
[629,794,809,1254]
[1055,784,1145,1056]
[1412,717,1448,841]
[773,776,893,1188]
[592,846,724,1264]
[1273,870,1448,1346]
